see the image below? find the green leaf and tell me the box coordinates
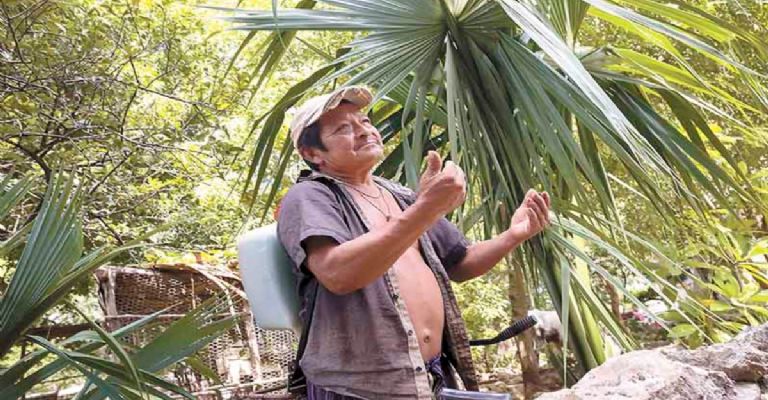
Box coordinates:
[584,0,764,77]
[0,307,173,397]
[130,296,237,373]
[669,323,697,338]
[746,239,768,259]
[748,290,768,304]
[0,171,83,357]
[70,304,145,397]
[184,356,224,386]
[709,301,733,313]
[713,270,741,299]
[0,173,32,220]
[26,336,126,400]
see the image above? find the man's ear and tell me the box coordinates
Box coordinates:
[298,146,324,166]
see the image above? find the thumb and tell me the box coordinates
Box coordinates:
[423,151,442,178]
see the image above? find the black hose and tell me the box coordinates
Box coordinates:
[468,315,537,347]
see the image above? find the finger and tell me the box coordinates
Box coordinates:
[531,192,548,215]
[455,164,466,188]
[526,195,543,216]
[538,192,551,225]
[527,197,547,229]
[423,151,442,178]
[526,208,542,232]
[456,189,467,207]
[458,168,467,201]
[455,169,467,205]
[443,160,456,173]
[525,188,536,202]
[450,181,466,209]
[443,160,460,182]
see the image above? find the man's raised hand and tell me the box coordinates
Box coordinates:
[416,151,466,218]
[508,189,551,242]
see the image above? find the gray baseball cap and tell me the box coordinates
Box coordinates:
[289,86,373,149]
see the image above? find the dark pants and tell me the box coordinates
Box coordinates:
[307,355,446,399]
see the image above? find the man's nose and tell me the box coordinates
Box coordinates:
[354,122,375,137]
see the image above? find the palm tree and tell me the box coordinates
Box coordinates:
[0,171,237,398]
[215,0,767,378]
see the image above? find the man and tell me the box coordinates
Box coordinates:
[277,86,551,399]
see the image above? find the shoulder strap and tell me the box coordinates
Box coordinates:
[287,279,318,394]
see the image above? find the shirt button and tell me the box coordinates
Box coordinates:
[392,294,399,301]
[407,330,414,336]
[415,366,423,373]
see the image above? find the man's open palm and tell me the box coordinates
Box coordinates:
[509,189,551,241]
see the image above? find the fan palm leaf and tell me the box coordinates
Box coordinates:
[0,170,236,397]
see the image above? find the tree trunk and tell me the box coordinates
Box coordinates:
[508,256,540,399]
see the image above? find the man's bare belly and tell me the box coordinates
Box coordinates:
[392,243,445,360]
[350,188,445,361]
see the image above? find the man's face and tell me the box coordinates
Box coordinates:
[301,102,384,173]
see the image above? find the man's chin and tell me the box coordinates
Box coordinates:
[357,152,384,170]
[356,146,383,159]
[370,149,385,163]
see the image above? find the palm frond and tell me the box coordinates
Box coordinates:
[0,173,32,219]
[0,308,172,397]
[2,298,234,400]
[584,0,766,77]
[0,171,83,356]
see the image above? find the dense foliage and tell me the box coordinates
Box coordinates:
[1,0,767,395]
[219,0,768,376]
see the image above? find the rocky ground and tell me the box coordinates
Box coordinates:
[533,324,768,400]
[478,367,563,399]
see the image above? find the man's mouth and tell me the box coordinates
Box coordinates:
[357,141,381,150]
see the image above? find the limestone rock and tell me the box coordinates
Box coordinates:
[661,325,768,382]
[534,324,768,400]
[536,350,735,400]
[733,383,761,400]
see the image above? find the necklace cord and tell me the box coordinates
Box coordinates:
[343,183,391,221]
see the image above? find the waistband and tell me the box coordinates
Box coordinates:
[425,355,446,394]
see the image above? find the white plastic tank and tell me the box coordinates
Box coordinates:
[237,223,302,335]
